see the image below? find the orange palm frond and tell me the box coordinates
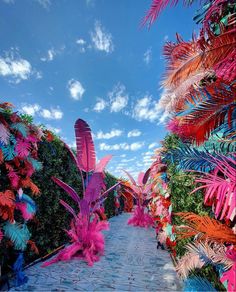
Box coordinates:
[175,212,236,245]
[163,29,236,88]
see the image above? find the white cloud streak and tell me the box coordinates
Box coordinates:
[68,79,85,100]
[91,21,114,53]
[93,98,107,112]
[95,129,123,140]
[143,48,152,65]
[99,141,144,151]
[127,129,142,138]
[20,103,63,120]
[109,83,128,112]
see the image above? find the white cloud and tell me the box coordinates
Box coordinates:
[91,21,114,53]
[148,142,158,149]
[20,103,63,120]
[99,141,144,151]
[21,103,41,116]
[76,39,86,45]
[144,48,152,65]
[41,48,56,62]
[0,52,32,83]
[35,0,51,9]
[93,98,107,112]
[95,129,123,140]
[109,83,128,112]
[132,95,162,123]
[68,79,85,100]
[76,39,86,53]
[40,108,63,120]
[130,142,144,151]
[127,129,141,138]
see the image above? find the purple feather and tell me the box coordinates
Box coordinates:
[60,199,77,219]
[95,155,112,172]
[85,172,105,203]
[52,177,80,204]
[74,119,96,173]
[142,168,151,185]
[79,199,90,216]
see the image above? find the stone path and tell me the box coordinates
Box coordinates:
[11,213,181,291]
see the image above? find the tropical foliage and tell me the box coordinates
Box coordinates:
[143,0,236,290]
[0,103,46,286]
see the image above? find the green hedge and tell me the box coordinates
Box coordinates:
[163,134,226,291]
[0,137,118,274]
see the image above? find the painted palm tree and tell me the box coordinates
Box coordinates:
[123,169,153,227]
[43,119,119,267]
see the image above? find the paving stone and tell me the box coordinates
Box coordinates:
[10,213,181,291]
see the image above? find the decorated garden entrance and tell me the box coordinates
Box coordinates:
[11,213,180,291]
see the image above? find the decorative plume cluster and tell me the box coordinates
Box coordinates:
[0,103,51,286]
[121,169,154,228]
[143,0,236,291]
[149,154,176,255]
[43,119,118,267]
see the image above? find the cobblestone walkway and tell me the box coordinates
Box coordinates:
[12,213,181,291]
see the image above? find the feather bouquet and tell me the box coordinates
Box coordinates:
[42,119,118,267]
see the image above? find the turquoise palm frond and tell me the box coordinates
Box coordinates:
[11,123,28,138]
[184,276,217,292]
[27,157,43,170]
[3,222,31,251]
[167,144,218,172]
[2,142,16,160]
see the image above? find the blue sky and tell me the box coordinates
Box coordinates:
[0,0,200,179]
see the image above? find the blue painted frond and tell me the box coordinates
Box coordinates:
[11,123,28,138]
[27,157,43,170]
[3,222,31,251]
[184,276,217,292]
[167,144,218,172]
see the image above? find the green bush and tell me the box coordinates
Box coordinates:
[163,134,225,291]
[0,138,118,273]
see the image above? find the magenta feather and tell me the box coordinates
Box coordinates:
[79,199,90,216]
[42,214,109,267]
[59,199,77,220]
[137,172,145,186]
[74,119,96,173]
[63,142,79,168]
[123,170,137,186]
[15,139,31,158]
[95,155,112,172]
[128,206,153,228]
[15,203,33,221]
[52,177,80,205]
[143,168,151,185]
[84,172,105,203]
